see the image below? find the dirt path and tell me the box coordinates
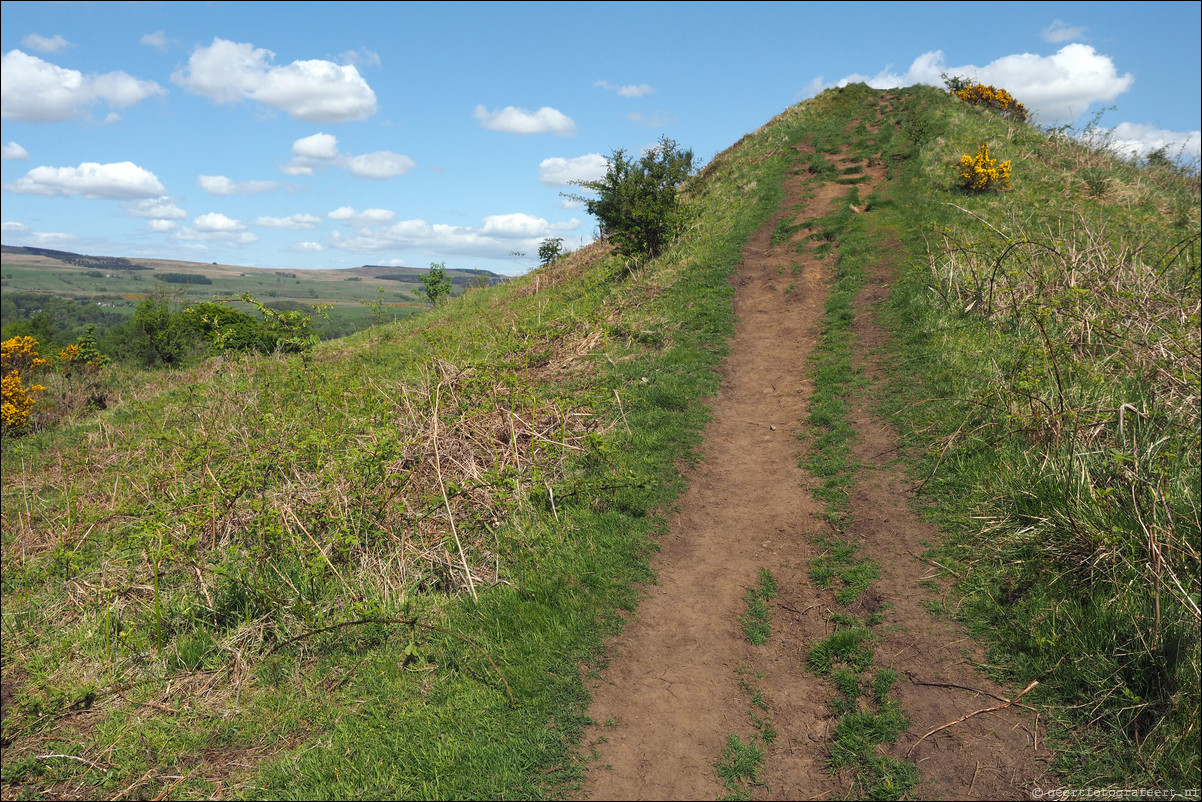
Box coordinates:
[576,109,1050,801]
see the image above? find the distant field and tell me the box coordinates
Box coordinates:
[0,248,508,336]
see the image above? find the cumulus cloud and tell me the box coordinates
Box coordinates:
[1,49,166,122]
[7,161,166,199]
[126,196,186,219]
[1042,20,1087,43]
[293,132,341,159]
[145,219,177,233]
[198,174,281,195]
[811,44,1134,124]
[594,80,655,98]
[329,211,581,261]
[172,37,377,122]
[346,151,416,179]
[473,105,577,136]
[290,241,325,252]
[3,142,29,160]
[141,31,170,51]
[284,132,414,179]
[21,34,71,54]
[177,212,258,244]
[1091,123,1202,162]
[253,213,322,229]
[539,154,609,186]
[327,206,396,226]
[2,221,31,233]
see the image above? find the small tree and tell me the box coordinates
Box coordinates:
[415,261,452,307]
[538,237,565,267]
[567,136,696,264]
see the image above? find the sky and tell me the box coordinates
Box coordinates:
[2,1,1200,276]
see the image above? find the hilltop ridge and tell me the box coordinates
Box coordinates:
[1,83,1197,800]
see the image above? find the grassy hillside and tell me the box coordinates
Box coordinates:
[1,83,1197,799]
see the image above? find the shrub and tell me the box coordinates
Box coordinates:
[567,136,696,265]
[952,82,1029,123]
[538,237,565,267]
[957,143,1012,192]
[1,336,47,432]
[415,262,452,307]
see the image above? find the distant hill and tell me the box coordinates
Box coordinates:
[0,245,508,285]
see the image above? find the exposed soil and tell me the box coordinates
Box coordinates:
[576,109,1051,800]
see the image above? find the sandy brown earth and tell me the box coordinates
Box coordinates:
[576,111,1052,800]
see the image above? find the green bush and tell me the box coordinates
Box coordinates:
[568,136,696,265]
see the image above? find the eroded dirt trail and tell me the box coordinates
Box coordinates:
[578,105,1049,801]
[576,148,851,800]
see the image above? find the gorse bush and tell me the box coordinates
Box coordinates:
[957,143,1012,192]
[953,81,1029,122]
[1,335,47,432]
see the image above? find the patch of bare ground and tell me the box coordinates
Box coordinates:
[577,108,1051,800]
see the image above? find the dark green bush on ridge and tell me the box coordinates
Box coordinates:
[567,136,697,265]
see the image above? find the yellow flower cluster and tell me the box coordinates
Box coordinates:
[1,336,47,431]
[957,144,1012,192]
[57,342,103,376]
[954,82,1029,122]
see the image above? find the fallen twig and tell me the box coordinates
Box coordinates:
[906,680,1039,757]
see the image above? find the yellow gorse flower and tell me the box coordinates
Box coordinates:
[1,336,48,431]
[957,144,1012,192]
[953,82,1029,123]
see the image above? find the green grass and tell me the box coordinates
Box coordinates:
[0,77,806,800]
[739,568,778,645]
[3,80,1196,799]
[874,84,1200,789]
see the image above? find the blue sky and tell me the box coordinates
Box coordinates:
[2,1,1199,276]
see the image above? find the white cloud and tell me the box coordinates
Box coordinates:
[330,212,581,260]
[145,219,177,233]
[178,212,258,244]
[126,196,186,219]
[284,133,414,180]
[473,104,577,136]
[539,154,609,186]
[814,44,1134,124]
[2,141,29,160]
[193,212,244,232]
[1091,123,1202,162]
[1,49,166,122]
[292,132,340,159]
[595,80,655,98]
[21,34,71,54]
[2,221,31,233]
[25,231,78,247]
[339,48,381,68]
[346,151,416,179]
[141,31,170,52]
[290,241,325,252]
[253,213,322,229]
[198,174,281,195]
[7,161,166,199]
[172,37,377,122]
[1042,20,1087,44]
[328,206,396,226]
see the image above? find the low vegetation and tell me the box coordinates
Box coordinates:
[1,78,1197,800]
